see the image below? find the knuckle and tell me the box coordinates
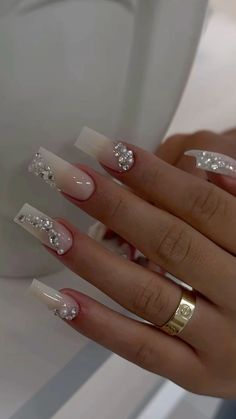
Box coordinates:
[188,184,226,224]
[153,224,193,266]
[134,342,155,368]
[133,278,169,323]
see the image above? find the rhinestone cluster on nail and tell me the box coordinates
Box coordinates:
[28,152,56,188]
[113,142,134,172]
[54,304,79,321]
[17,213,65,255]
[195,151,236,175]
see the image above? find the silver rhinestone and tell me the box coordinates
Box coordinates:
[42,219,53,231]
[60,308,69,318]
[127,157,134,164]
[26,215,32,223]
[126,150,133,157]
[57,248,64,255]
[122,164,130,171]
[18,214,26,223]
[49,230,60,247]
[71,307,77,315]
[118,156,125,163]
[31,216,39,227]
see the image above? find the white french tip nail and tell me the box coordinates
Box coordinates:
[184,149,236,178]
[75,126,135,172]
[14,203,73,255]
[29,279,79,320]
[28,147,95,200]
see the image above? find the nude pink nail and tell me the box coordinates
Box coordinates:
[14,203,73,255]
[29,147,95,200]
[75,127,135,172]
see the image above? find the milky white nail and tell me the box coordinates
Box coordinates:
[75,127,134,172]
[30,279,79,320]
[14,203,73,255]
[28,147,95,200]
[185,149,236,178]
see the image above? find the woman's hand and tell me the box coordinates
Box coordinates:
[15,128,236,398]
[157,128,236,196]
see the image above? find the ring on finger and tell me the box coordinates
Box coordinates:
[160,289,196,336]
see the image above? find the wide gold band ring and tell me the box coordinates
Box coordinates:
[160,289,196,336]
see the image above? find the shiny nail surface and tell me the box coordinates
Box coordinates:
[75,127,134,172]
[185,149,236,178]
[29,147,95,200]
[30,279,79,320]
[14,203,73,255]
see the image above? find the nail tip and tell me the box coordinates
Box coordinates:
[14,203,33,224]
[184,149,200,158]
[29,278,40,295]
[75,126,95,153]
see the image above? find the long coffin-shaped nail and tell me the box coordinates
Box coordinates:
[185,149,236,178]
[28,147,95,200]
[75,127,135,172]
[29,279,79,320]
[14,203,73,255]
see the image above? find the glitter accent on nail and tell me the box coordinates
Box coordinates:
[185,150,236,178]
[113,142,134,172]
[28,152,56,188]
[54,303,79,321]
[17,213,65,255]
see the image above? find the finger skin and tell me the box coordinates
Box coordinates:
[61,288,201,390]
[45,219,224,351]
[52,221,182,327]
[61,167,236,309]
[101,141,236,256]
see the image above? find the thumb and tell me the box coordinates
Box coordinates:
[184,150,236,197]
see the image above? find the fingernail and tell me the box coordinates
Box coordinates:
[29,279,79,320]
[185,150,236,178]
[75,127,134,172]
[28,147,95,200]
[14,203,73,255]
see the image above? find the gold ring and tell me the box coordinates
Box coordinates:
[160,289,196,336]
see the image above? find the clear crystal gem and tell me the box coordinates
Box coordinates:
[28,152,56,187]
[18,214,26,223]
[113,141,134,172]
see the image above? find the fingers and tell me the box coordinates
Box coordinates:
[156,131,236,196]
[74,128,236,256]
[14,203,181,327]
[15,204,227,351]
[63,171,236,308]
[207,173,236,197]
[29,279,201,389]
[21,147,236,307]
[156,130,236,163]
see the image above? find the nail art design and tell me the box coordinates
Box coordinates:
[28,147,95,200]
[28,151,56,188]
[75,127,134,172]
[185,150,236,178]
[30,279,79,321]
[14,203,73,255]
